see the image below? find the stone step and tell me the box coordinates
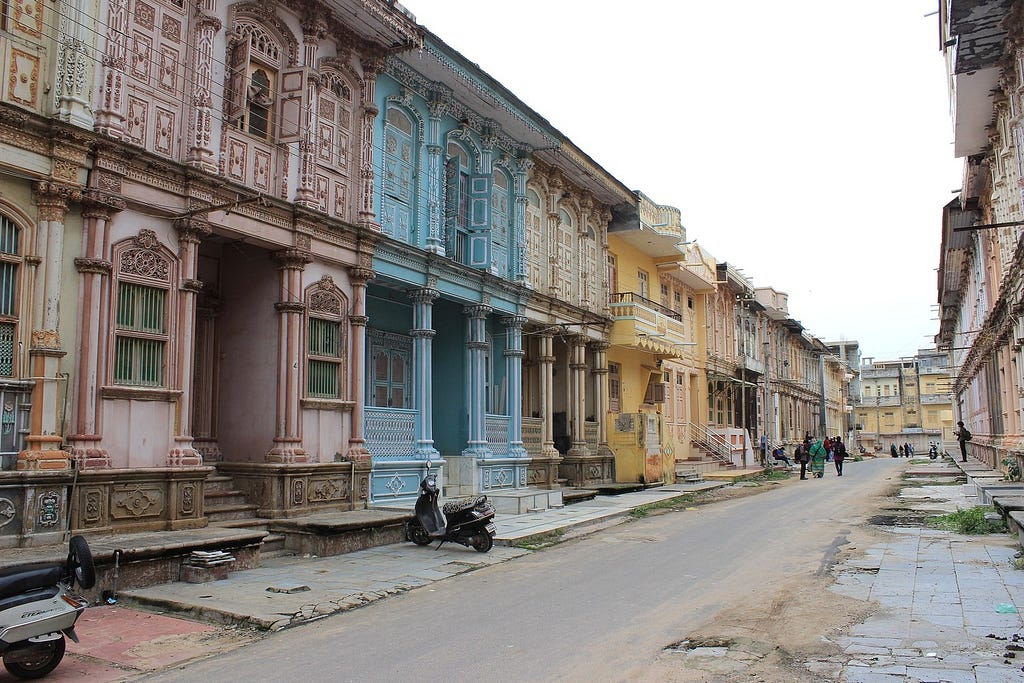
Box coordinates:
[205,490,249,507]
[206,503,260,523]
[203,475,236,494]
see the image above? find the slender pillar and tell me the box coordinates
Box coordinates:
[463,304,492,457]
[53,0,94,128]
[425,96,445,253]
[167,218,208,467]
[95,0,129,137]
[185,14,222,171]
[19,183,77,470]
[358,57,383,231]
[567,335,590,456]
[503,315,527,458]
[411,289,440,458]
[67,193,122,468]
[538,331,559,458]
[512,157,532,285]
[295,14,325,207]
[267,249,311,463]
[590,341,612,455]
[344,265,373,460]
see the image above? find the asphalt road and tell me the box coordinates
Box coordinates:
[143,458,905,683]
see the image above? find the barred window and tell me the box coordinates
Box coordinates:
[308,317,341,398]
[114,282,166,386]
[609,363,620,413]
[0,215,19,377]
[306,277,347,400]
[111,231,173,389]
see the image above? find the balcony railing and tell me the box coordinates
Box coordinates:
[610,292,682,322]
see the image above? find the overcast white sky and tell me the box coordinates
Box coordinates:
[404,0,964,363]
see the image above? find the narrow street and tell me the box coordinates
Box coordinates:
[143,458,906,683]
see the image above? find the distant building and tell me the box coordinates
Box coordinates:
[855,350,953,452]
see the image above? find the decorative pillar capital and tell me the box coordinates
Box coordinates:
[409,288,439,305]
[174,217,212,244]
[588,340,611,352]
[273,248,313,270]
[347,265,375,285]
[463,304,492,319]
[81,190,125,219]
[501,315,528,330]
[73,257,112,275]
[33,182,79,221]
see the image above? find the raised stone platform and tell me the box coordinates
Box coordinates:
[0,527,267,601]
[486,488,564,515]
[974,481,1024,505]
[268,509,411,557]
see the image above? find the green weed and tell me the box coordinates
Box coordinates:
[629,494,695,518]
[926,506,1008,534]
[513,530,564,550]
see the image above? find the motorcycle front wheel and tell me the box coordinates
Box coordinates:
[471,532,493,553]
[3,636,66,680]
[409,524,432,546]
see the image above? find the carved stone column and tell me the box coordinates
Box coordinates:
[567,335,590,457]
[67,193,122,468]
[19,183,77,470]
[53,0,94,128]
[504,315,528,458]
[185,15,222,172]
[344,265,373,461]
[357,56,383,231]
[590,341,612,456]
[267,249,311,463]
[538,331,559,458]
[295,14,325,207]
[166,218,209,467]
[462,304,492,457]
[512,156,532,285]
[411,288,440,459]
[425,94,445,254]
[95,0,129,137]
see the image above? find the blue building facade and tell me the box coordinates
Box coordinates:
[365,33,561,501]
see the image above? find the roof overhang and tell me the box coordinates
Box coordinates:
[321,0,422,51]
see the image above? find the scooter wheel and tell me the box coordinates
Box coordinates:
[471,532,493,553]
[409,526,432,546]
[2,636,66,680]
[67,535,95,589]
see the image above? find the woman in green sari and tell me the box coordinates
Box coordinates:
[809,438,827,478]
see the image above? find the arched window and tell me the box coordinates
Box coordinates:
[491,170,511,276]
[0,215,20,377]
[382,107,415,242]
[112,231,174,387]
[306,277,347,400]
[581,225,596,306]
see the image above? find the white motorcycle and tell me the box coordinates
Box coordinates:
[0,536,95,679]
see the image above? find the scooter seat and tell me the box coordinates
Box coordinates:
[443,495,487,515]
[0,563,63,601]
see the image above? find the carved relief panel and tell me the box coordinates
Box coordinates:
[122,0,187,158]
[1,1,45,111]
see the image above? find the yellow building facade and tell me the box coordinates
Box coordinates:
[605,193,708,484]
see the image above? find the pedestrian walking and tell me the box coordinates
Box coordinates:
[890,443,898,458]
[899,444,905,457]
[760,434,767,464]
[955,421,972,462]
[796,443,809,480]
[809,437,827,478]
[833,436,847,476]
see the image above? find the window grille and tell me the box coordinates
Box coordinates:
[0,215,18,377]
[114,282,166,386]
[307,317,341,398]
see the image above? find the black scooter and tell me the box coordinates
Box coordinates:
[407,466,496,553]
[929,443,939,459]
[0,535,95,679]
